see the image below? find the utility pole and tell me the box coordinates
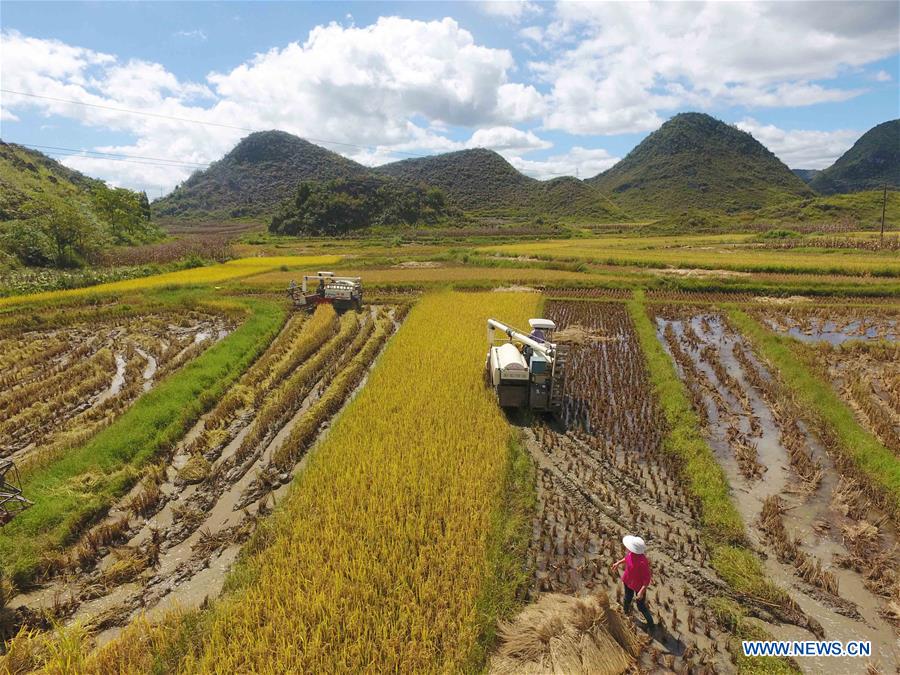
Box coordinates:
[881,184,887,247]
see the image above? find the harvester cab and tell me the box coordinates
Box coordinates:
[0,459,32,526]
[288,272,363,312]
[485,318,568,416]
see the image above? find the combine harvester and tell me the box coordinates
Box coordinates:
[0,458,32,526]
[288,271,363,311]
[486,318,568,416]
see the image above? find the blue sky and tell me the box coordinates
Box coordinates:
[1,1,898,196]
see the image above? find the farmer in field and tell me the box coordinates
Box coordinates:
[611,535,655,629]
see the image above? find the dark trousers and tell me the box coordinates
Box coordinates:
[623,584,654,627]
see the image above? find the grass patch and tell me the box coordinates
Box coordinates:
[0,295,286,587]
[709,598,800,674]
[726,306,900,519]
[710,546,784,606]
[466,436,537,672]
[628,292,746,546]
[628,291,795,671]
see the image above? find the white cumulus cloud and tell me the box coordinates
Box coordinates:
[2,3,896,193]
[736,118,859,169]
[0,19,542,193]
[537,1,898,135]
[479,1,543,22]
[507,146,620,180]
[466,126,551,152]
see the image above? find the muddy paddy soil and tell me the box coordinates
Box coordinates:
[810,345,898,458]
[760,308,899,458]
[526,301,742,673]
[762,308,898,346]
[7,306,399,646]
[0,312,232,460]
[656,308,899,673]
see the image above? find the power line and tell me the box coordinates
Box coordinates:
[20,146,212,171]
[0,89,431,159]
[2,90,595,180]
[46,153,205,170]
[20,143,211,167]
[30,142,588,182]
[2,90,254,131]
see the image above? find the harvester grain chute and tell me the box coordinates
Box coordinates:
[485,318,568,415]
[0,459,32,526]
[288,272,363,311]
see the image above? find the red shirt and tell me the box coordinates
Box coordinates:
[621,552,652,591]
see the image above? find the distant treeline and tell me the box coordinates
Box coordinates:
[269,175,457,236]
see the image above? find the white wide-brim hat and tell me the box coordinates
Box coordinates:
[622,535,647,555]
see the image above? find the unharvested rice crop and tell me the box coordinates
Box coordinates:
[0,305,411,652]
[180,291,539,672]
[0,255,341,308]
[480,237,900,277]
[245,264,604,287]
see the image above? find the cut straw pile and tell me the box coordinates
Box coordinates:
[554,324,621,345]
[489,592,642,675]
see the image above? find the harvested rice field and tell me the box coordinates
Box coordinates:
[760,307,900,458]
[1,250,900,674]
[0,312,232,463]
[525,300,737,672]
[5,303,401,649]
[654,306,899,672]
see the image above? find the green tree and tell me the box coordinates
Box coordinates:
[139,191,152,221]
[91,186,158,244]
[0,219,55,266]
[44,198,106,267]
[270,176,454,236]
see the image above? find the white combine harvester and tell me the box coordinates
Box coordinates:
[485,318,568,415]
[288,271,363,311]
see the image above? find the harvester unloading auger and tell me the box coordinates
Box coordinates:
[288,271,363,311]
[0,458,32,526]
[485,318,568,415]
